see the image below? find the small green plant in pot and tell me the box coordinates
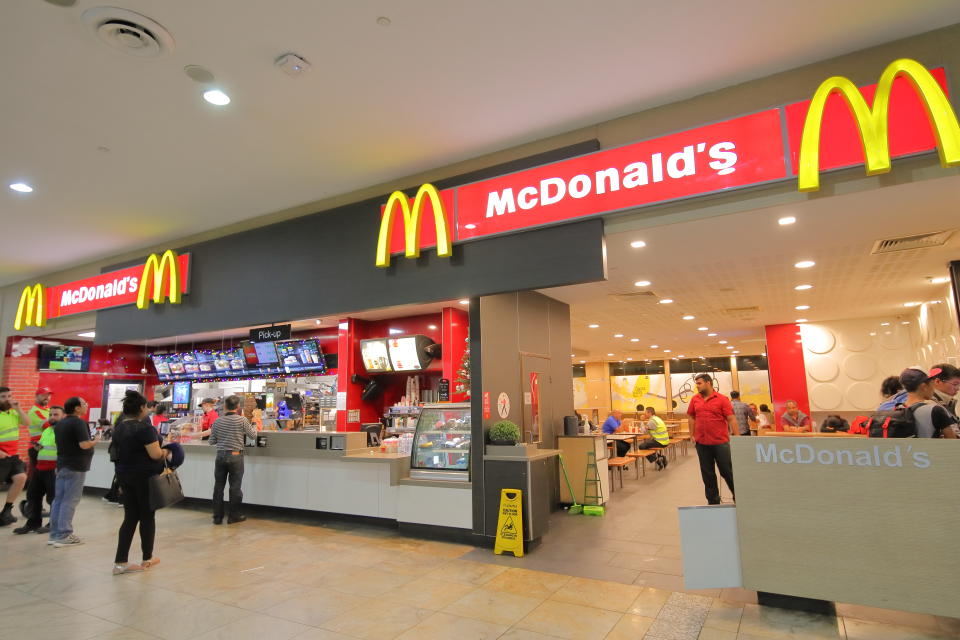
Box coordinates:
[489,420,520,446]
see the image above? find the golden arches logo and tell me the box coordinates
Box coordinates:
[798,58,960,192]
[136,250,182,309]
[375,183,452,268]
[14,283,46,331]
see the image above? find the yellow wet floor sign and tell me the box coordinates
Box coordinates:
[493,488,524,557]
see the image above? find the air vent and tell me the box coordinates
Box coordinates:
[610,291,657,303]
[871,230,953,254]
[723,306,760,315]
[82,7,175,58]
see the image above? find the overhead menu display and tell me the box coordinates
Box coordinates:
[361,339,392,373]
[388,336,426,371]
[276,339,327,374]
[152,341,327,381]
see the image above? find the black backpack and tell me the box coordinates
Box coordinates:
[866,403,923,438]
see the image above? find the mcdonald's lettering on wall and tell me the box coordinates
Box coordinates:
[11,251,191,332]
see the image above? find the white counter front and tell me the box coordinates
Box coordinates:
[86,440,472,530]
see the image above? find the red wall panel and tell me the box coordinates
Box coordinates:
[764,323,811,428]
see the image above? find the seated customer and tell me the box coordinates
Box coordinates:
[820,415,850,433]
[601,410,630,457]
[780,400,812,432]
[757,404,774,430]
[639,407,670,470]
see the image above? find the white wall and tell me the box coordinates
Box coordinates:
[801,294,959,415]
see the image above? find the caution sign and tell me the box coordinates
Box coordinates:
[493,488,524,557]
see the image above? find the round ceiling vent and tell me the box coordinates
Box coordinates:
[81,7,174,58]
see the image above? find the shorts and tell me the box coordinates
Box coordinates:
[0,455,26,483]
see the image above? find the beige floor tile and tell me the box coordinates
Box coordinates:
[485,568,571,599]
[86,587,198,625]
[263,588,366,627]
[549,576,641,613]
[606,613,655,639]
[738,604,845,639]
[425,559,509,586]
[704,600,743,632]
[659,544,683,559]
[192,614,309,640]
[93,627,162,639]
[627,587,672,617]
[381,576,478,610]
[635,571,686,592]
[208,579,313,612]
[395,611,507,640]
[442,587,544,626]
[291,629,356,640]
[0,585,46,612]
[497,629,564,639]
[325,566,416,596]
[698,628,738,640]
[619,554,684,575]
[321,601,433,639]
[836,602,943,632]
[719,588,758,605]
[514,600,622,640]
[843,617,958,640]
[122,598,253,640]
[7,600,124,639]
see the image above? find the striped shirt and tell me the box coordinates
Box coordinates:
[209,413,256,452]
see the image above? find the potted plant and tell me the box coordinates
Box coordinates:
[489,420,520,446]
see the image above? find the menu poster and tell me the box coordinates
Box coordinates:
[196,351,216,374]
[360,339,392,372]
[388,337,422,371]
[152,354,171,377]
[181,352,200,375]
[167,354,186,375]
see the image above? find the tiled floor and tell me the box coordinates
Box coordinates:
[0,453,957,639]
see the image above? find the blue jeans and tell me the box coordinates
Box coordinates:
[49,468,86,540]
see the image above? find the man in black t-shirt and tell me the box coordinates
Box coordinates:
[900,367,960,439]
[49,397,99,547]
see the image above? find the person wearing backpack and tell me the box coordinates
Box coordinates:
[875,367,960,439]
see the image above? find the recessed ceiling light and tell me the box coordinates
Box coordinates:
[464,223,477,230]
[659,298,674,304]
[726,346,734,349]
[796,318,808,323]
[761,352,767,357]
[570,354,576,357]
[869,332,877,336]
[588,323,600,328]
[9,182,33,193]
[794,260,816,269]
[607,353,614,357]
[880,322,890,326]
[389,328,403,335]
[901,321,910,325]
[650,344,659,349]
[682,315,695,320]
[795,305,810,311]
[903,301,921,307]
[626,357,634,361]
[678,355,685,358]
[718,340,728,344]
[315,319,322,325]
[707,332,717,337]
[614,333,624,338]
[779,216,796,225]
[794,284,813,291]
[202,89,231,106]
[77,331,96,338]
[930,300,943,304]
[634,280,651,287]
[458,299,470,305]
[929,276,950,284]
[663,349,671,353]
[630,338,639,342]
[630,240,646,248]
[697,327,708,331]
[732,350,740,354]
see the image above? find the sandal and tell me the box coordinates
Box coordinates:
[113,563,145,575]
[142,557,161,569]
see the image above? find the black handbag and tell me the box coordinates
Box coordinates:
[148,459,184,510]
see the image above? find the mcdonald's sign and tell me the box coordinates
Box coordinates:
[375,184,454,268]
[11,251,191,331]
[14,284,46,331]
[788,59,960,192]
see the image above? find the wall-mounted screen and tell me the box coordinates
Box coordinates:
[151,354,172,380]
[360,338,392,373]
[181,352,200,376]
[172,381,192,410]
[387,335,435,371]
[196,351,216,376]
[38,345,91,372]
[276,339,327,374]
[167,354,185,376]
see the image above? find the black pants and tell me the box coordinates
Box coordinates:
[212,451,244,519]
[639,438,667,462]
[613,440,631,457]
[695,442,735,505]
[115,472,156,564]
[25,468,55,528]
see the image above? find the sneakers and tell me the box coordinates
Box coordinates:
[0,511,16,527]
[52,534,83,548]
[112,562,144,575]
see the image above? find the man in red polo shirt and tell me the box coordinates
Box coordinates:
[686,373,738,505]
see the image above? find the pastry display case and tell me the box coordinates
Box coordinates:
[410,403,471,482]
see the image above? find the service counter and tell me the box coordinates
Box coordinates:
[85,431,472,531]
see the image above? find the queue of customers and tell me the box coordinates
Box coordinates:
[0,386,259,576]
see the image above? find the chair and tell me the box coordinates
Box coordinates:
[607,457,632,490]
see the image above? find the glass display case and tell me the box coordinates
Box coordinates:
[410,402,471,482]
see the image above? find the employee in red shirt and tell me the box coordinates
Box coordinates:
[686,373,738,505]
[192,398,219,440]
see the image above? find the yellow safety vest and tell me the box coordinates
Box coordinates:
[28,405,49,439]
[648,416,670,445]
[37,425,57,462]
[0,409,20,444]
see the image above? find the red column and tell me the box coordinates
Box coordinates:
[441,307,469,402]
[764,323,811,428]
[336,318,361,432]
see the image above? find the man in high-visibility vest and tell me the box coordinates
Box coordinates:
[0,386,30,527]
[14,406,62,535]
[20,387,52,519]
[640,407,671,470]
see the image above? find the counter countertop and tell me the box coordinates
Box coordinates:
[485,448,562,462]
[342,450,410,463]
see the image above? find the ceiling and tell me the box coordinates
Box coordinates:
[3,1,960,286]
[547,174,960,363]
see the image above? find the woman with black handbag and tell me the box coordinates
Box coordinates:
[111,390,169,575]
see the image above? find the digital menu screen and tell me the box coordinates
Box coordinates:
[181,352,200,376]
[196,351,216,375]
[38,345,91,372]
[388,337,424,371]
[151,354,172,379]
[360,339,392,373]
[167,354,185,376]
[172,381,192,409]
[275,340,327,374]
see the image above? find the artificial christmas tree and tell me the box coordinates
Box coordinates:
[454,337,470,398]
